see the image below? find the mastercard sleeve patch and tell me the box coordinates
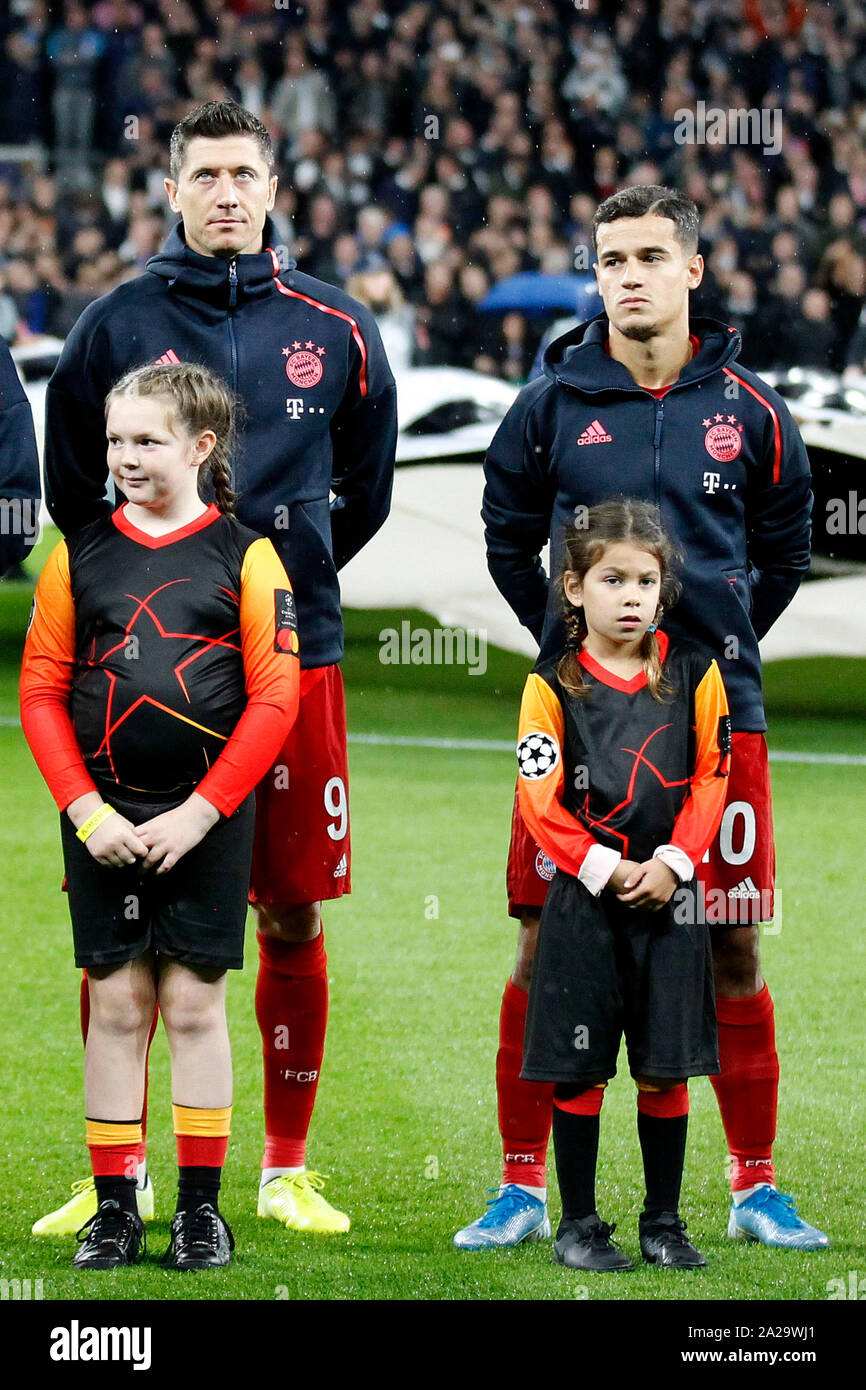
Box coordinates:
[274,589,299,654]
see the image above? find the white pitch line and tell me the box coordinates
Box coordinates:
[348,732,866,766]
[1,718,863,765]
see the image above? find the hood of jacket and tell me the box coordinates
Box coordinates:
[541,312,743,393]
[145,215,297,307]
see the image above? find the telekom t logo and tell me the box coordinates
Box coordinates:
[703,471,721,494]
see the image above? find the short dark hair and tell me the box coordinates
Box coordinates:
[169,100,275,185]
[592,185,700,255]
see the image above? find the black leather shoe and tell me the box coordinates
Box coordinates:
[554,1214,635,1271]
[161,1203,234,1270]
[74,1199,146,1269]
[639,1211,707,1268]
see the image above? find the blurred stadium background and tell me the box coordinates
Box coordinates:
[0,0,864,1305]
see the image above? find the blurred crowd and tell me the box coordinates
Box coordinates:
[3,0,866,378]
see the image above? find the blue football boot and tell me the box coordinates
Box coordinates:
[727,1186,830,1250]
[454,1185,551,1250]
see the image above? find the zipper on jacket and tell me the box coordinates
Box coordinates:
[227,258,238,391]
[652,398,664,506]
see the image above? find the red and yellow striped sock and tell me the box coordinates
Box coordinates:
[86,1117,145,1179]
[172,1104,232,1169]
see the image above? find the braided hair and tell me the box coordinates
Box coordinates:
[557,498,682,702]
[105,362,241,516]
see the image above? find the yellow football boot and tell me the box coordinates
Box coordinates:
[257,1171,350,1234]
[32,1175,155,1236]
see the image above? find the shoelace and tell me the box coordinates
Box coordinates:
[478,1187,535,1225]
[589,1220,618,1250]
[755,1188,797,1216]
[178,1205,218,1246]
[76,1204,142,1251]
[69,1178,95,1197]
[649,1217,694,1250]
[283,1171,328,1196]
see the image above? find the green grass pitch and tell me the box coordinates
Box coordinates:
[0,536,864,1303]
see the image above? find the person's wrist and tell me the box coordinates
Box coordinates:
[189,791,220,829]
[76,803,116,843]
[66,790,104,830]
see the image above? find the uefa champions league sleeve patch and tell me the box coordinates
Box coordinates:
[274,589,299,654]
[517,731,560,779]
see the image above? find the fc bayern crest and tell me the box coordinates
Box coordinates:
[704,416,742,462]
[535,849,555,882]
[283,342,325,387]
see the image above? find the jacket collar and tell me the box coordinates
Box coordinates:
[145,215,297,306]
[542,312,742,394]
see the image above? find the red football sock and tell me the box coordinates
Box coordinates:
[173,1105,232,1170]
[498,979,554,1188]
[710,984,779,1191]
[81,972,158,1147]
[86,1119,145,1179]
[256,931,328,1170]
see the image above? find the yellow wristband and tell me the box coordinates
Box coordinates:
[76,804,116,843]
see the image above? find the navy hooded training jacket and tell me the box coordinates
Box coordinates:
[482,314,812,731]
[44,216,397,669]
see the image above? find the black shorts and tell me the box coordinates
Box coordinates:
[521,871,719,1085]
[60,792,256,972]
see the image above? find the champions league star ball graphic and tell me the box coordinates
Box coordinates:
[517,732,560,779]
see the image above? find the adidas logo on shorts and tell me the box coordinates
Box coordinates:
[333,854,348,878]
[728,876,760,899]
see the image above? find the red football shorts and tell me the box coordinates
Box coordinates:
[506,732,775,926]
[249,664,351,907]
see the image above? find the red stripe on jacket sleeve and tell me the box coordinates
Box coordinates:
[723,368,782,483]
[267,250,369,396]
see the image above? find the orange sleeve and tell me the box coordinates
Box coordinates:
[516,672,601,878]
[669,659,731,865]
[19,540,99,810]
[196,537,300,817]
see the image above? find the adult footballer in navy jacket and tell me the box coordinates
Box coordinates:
[455,185,829,1253]
[37,101,397,1239]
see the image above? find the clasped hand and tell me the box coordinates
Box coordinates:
[74,794,220,873]
[607,857,678,911]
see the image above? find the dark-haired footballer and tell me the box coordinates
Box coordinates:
[21,363,299,1268]
[37,100,396,1238]
[459,184,828,1253]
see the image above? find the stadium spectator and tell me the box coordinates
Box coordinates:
[0,0,865,375]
